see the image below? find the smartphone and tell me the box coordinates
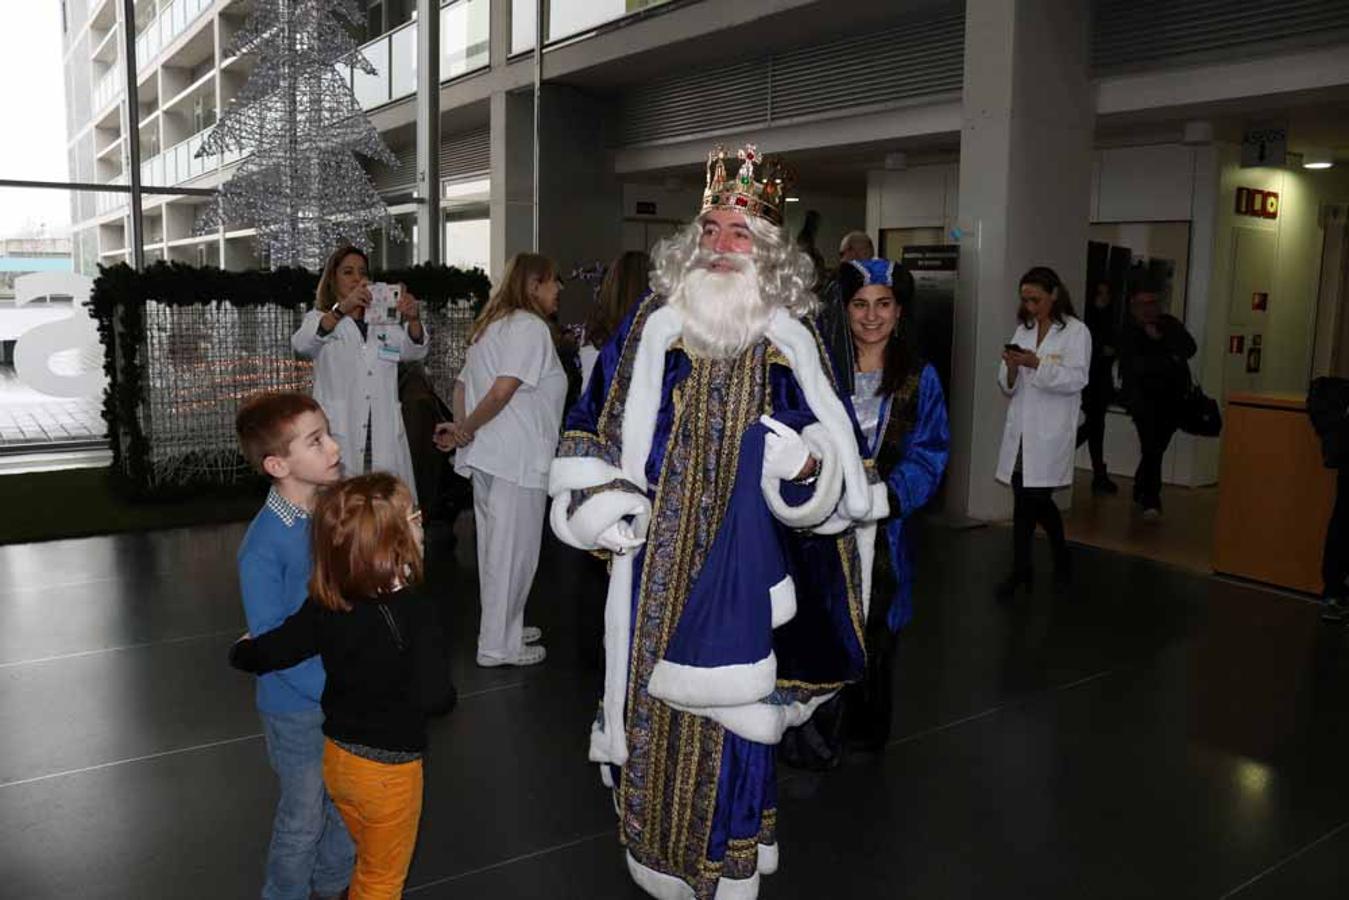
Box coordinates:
[1003,343,1020,352]
[366,282,401,325]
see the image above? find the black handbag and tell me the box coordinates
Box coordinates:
[1178,375,1222,437]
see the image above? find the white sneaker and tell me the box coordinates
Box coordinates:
[522,626,543,644]
[476,644,547,668]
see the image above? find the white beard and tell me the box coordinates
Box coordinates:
[669,256,771,360]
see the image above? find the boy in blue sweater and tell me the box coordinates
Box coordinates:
[236,392,353,900]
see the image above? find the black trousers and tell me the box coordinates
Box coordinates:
[779,543,900,769]
[1323,468,1349,599]
[1076,372,1112,475]
[1131,407,1179,508]
[1012,469,1067,576]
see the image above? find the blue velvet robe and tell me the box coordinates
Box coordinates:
[860,363,950,632]
[557,295,868,899]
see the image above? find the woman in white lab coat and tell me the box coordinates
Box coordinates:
[995,266,1091,599]
[435,252,568,668]
[292,246,428,499]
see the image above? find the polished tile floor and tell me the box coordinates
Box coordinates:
[1063,468,1220,575]
[2,516,1347,899]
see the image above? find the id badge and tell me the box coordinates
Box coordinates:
[376,329,402,364]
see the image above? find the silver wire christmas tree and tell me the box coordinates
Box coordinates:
[195,0,400,269]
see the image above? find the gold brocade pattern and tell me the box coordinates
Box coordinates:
[555,302,868,899]
[620,345,768,900]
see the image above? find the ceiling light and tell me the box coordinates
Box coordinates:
[785,196,800,203]
[1303,148,1334,169]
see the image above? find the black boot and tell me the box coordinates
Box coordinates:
[1053,550,1073,590]
[1091,470,1118,495]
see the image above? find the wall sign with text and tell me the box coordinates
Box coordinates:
[1235,187,1279,219]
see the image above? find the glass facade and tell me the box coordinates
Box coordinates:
[511,0,674,54]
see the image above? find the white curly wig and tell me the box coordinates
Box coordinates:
[650,214,819,319]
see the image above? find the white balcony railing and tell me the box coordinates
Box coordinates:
[99,0,489,120]
[96,173,128,215]
[351,0,490,110]
[141,130,220,188]
[510,0,675,54]
[92,65,122,112]
[134,0,213,72]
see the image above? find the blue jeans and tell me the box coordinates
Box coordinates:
[260,708,354,900]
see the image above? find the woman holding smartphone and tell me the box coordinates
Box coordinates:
[292,245,427,498]
[995,266,1091,599]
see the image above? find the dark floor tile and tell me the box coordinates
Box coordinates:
[0,736,273,899]
[3,516,1349,899]
[0,635,259,785]
[1223,818,1349,899]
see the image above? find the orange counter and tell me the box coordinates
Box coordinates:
[1212,392,1335,594]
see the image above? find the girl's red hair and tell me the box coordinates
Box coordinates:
[309,473,422,611]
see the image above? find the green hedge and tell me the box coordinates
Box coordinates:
[90,261,491,496]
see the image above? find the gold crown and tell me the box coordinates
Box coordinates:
[701,144,791,227]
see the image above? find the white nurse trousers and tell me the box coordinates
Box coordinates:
[470,469,547,662]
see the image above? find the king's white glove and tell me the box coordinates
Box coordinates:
[596,520,646,555]
[760,415,812,481]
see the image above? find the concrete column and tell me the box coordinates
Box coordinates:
[946,0,1094,521]
[536,85,622,323]
[415,0,441,263]
[488,0,514,65]
[489,89,534,280]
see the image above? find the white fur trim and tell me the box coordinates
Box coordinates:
[648,653,776,709]
[760,423,843,529]
[590,552,636,768]
[549,491,586,550]
[627,853,696,900]
[765,311,870,520]
[569,490,652,549]
[810,511,852,536]
[714,872,761,900]
[757,843,779,876]
[624,853,766,900]
[855,522,877,623]
[769,576,796,628]
[804,479,889,535]
[864,480,890,521]
[549,455,628,495]
[667,692,834,745]
[621,306,684,490]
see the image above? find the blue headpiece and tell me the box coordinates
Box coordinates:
[846,258,897,287]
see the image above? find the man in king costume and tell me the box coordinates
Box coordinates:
[549,144,887,899]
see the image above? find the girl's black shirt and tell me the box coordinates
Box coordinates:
[230,587,456,752]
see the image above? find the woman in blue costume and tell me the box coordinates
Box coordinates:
[782,257,949,768]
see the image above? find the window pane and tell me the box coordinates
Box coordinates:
[354,35,392,108]
[511,0,536,54]
[442,0,490,79]
[548,0,674,43]
[390,20,418,99]
[444,215,490,272]
[0,188,111,452]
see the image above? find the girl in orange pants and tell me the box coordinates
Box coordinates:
[231,474,457,898]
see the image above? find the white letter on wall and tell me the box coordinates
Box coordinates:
[12,272,105,399]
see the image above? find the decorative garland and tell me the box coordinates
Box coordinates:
[89,261,491,496]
